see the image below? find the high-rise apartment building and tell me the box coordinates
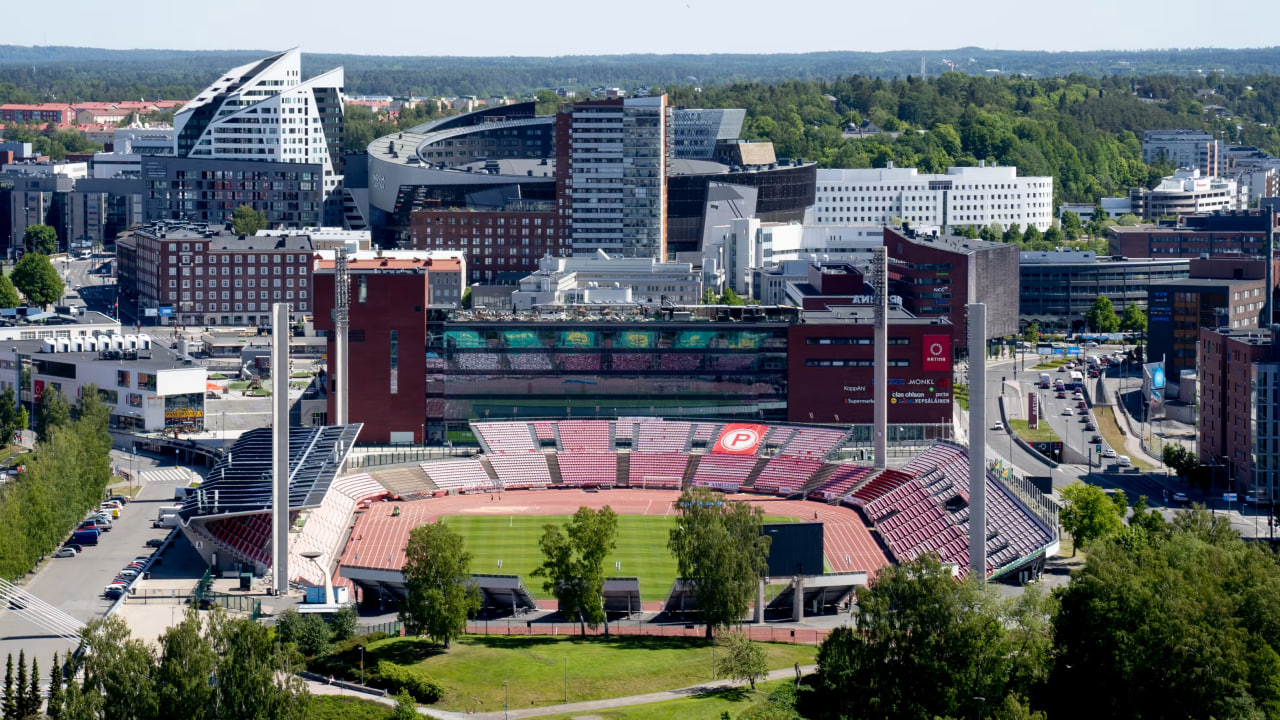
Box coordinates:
[173,49,345,220]
[1143,129,1222,177]
[556,96,670,259]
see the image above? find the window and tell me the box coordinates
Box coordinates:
[389,329,399,394]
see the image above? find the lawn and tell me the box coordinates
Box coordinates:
[310,695,393,720]
[953,383,969,411]
[1032,358,1073,370]
[1009,418,1061,444]
[447,429,477,445]
[1093,406,1155,471]
[442,514,795,602]
[365,635,816,713]
[536,679,793,720]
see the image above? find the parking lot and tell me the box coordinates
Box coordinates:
[0,475,184,662]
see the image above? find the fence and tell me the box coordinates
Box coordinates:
[356,620,404,637]
[462,619,831,645]
[346,446,477,469]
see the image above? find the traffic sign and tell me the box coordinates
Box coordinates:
[1095,444,1102,453]
[1224,493,1238,503]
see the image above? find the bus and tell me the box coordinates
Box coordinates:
[1069,370,1084,390]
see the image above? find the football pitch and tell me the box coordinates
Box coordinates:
[442,514,796,602]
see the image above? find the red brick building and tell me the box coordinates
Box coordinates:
[787,306,954,427]
[0,104,74,126]
[313,256,464,444]
[408,207,563,282]
[1199,326,1280,496]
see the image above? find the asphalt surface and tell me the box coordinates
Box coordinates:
[0,460,183,663]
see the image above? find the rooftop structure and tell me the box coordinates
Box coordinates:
[1129,168,1242,219]
[511,251,702,309]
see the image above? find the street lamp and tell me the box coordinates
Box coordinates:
[503,680,509,720]
[358,646,364,685]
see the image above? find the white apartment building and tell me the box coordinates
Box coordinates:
[173,49,345,199]
[1129,168,1242,219]
[812,163,1054,232]
[703,218,886,297]
[1142,129,1221,177]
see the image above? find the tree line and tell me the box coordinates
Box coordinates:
[0,387,111,580]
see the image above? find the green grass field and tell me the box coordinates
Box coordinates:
[442,514,794,603]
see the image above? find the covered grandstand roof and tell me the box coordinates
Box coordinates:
[181,424,363,518]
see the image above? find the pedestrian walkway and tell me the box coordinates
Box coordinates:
[305,664,819,719]
[141,467,195,484]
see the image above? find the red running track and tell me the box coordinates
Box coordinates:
[338,488,889,579]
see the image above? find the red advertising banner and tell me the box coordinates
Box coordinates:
[713,423,768,455]
[1028,392,1039,430]
[921,334,951,370]
[33,380,44,404]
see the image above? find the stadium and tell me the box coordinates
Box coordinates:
[177,418,1058,621]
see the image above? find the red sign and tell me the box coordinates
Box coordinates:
[922,334,951,370]
[1028,392,1039,430]
[713,423,767,455]
[33,380,44,404]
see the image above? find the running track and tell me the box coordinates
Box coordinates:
[338,488,889,580]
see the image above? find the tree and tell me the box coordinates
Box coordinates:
[668,487,771,637]
[3,654,14,720]
[399,521,480,648]
[35,387,71,442]
[10,253,64,308]
[532,506,619,634]
[1162,444,1199,478]
[155,609,216,720]
[1052,507,1280,719]
[22,225,57,255]
[275,609,331,657]
[702,287,718,305]
[22,657,38,720]
[1022,224,1043,247]
[231,205,268,236]
[1043,225,1065,246]
[330,603,359,643]
[1115,213,1142,226]
[205,610,310,720]
[1120,303,1147,334]
[1084,295,1121,333]
[1002,222,1022,243]
[47,653,64,720]
[0,275,20,309]
[715,631,768,689]
[813,556,1055,720]
[390,691,418,720]
[1022,322,1039,344]
[80,616,159,720]
[1061,210,1083,241]
[1059,481,1126,555]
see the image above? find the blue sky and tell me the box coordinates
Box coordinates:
[9,0,1280,56]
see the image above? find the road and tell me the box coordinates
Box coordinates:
[0,453,181,663]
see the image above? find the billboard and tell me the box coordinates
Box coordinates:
[1142,361,1166,419]
[922,334,951,370]
[761,522,824,577]
[713,423,767,455]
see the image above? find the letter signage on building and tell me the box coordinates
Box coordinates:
[922,334,951,370]
[713,423,767,455]
[1028,392,1039,430]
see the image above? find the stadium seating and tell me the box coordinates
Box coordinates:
[635,420,692,453]
[810,464,874,501]
[845,469,915,506]
[474,422,538,454]
[689,423,721,448]
[557,421,613,452]
[556,453,617,487]
[751,457,823,495]
[691,454,760,492]
[778,427,848,459]
[532,422,557,443]
[487,453,552,489]
[626,453,688,489]
[420,458,497,493]
[206,514,272,567]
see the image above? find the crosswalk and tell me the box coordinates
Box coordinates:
[141,467,196,484]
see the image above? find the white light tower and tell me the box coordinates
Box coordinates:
[966,303,988,579]
[272,302,291,595]
[872,247,888,469]
[333,247,350,425]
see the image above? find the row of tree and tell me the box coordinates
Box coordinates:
[398,487,771,647]
[0,387,111,580]
[808,505,1279,719]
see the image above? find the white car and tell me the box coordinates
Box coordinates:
[1173,492,1189,503]
[1103,448,1117,458]
[991,422,1005,431]
[1062,408,1074,416]
[1082,341,1099,348]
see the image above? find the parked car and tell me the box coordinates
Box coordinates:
[103,587,125,600]
[117,568,139,579]
[145,538,165,548]
[63,543,83,553]
[108,495,130,505]
[1173,492,1189,503]
[53,547,76,558]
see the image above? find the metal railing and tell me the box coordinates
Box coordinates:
[346,446,477,469]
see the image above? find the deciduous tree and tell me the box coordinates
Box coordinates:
[10,253,64,308]
[22,224,57,255]
[668,487,771,637]
[715,631,768,689]
[231,205,268,236]
[1120,302,1147,334]
[0,274,20,309]
[399,521,480,648]
[155,609,216,720]
[1059,481,1127,555]
[532,506,619,633]
[1084,295,1121,333]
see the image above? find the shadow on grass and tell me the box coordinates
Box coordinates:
[370,637,445,665]
[689,686,752,702]
[462,634,711,653]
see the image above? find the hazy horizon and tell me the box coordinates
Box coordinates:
[7,0,1280,58]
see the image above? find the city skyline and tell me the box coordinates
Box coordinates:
[6,0,1280,58]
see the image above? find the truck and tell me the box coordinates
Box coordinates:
[174,486,196,501]
[71,528,100,546]
[1038,372,1051,388]
[157,505,182,522]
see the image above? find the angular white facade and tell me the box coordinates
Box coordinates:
[174,49,345,198]
[813,164,1054,232]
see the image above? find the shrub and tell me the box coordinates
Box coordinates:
[372,660,443,703]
